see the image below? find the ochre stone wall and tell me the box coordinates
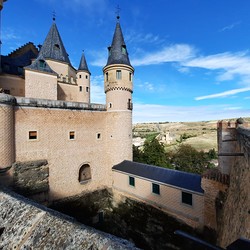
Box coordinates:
[0,74,25,96]
[217,127,250,247]
[14,106,108,200]
[113,171,204,228]
[201,177,227,230]
[25,70,57,100]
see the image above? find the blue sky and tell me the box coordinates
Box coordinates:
[2,0,250,123]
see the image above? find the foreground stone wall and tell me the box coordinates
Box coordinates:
[217,124,250,247]
[0,188,138,250]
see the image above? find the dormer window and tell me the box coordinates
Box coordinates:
[39,60,46,68]
[108,46,111,56]
[54,44,60,50]
[122,45,127,55]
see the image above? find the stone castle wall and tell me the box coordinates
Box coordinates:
[217,125,250,247]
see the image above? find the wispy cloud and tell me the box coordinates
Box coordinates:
[131,44,196,66]
[219,21,241,32]
[126,31,165,45]
[184,51,250,85]
[137,81,155,91]
[133,103,249,123]
[195,87,250,100]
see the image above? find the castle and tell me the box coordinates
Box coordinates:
[0,2,249,249]
[0,13,135,201]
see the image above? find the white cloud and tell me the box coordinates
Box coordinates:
[131,44,196,66]
[133,103,250,123]
[90,75,105,104]
[195,87,250,100]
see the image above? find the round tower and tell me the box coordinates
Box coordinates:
[76,52,91,103]
[103,16,134,183]
[0,93,15,169]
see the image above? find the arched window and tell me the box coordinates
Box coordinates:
[79,164,91,183]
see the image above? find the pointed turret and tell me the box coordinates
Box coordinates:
[78,51,90,74]
[76,52,91,103]
[39,22,71,64]
[105,17,131,67]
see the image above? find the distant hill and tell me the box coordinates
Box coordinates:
[132,117,250,152]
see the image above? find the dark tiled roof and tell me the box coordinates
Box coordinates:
[25,55,56,75]
[78,52,90,74]
[1,42,38,75]
[39,22,71,64]
[105,20,132,67]
[113,160,204,194]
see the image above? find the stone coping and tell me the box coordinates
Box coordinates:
[15,97,106,111]
[0,188,139,249]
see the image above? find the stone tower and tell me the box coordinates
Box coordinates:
[0,93,15,170]
[103,16,134,178]
[76,52,91,103]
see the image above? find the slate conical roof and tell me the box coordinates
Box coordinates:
[39,22,71,64]
[78,52,90,74]
[105,18,131,67]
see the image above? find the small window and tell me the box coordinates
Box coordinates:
[86,75,88,79]
[79,86,82,92]
[129,176,135,187]
[127,99,132,110]
[129,72,132,81]
[54,44,60,49]
[29,131,37,140]
[69,131,75,140]
[86,87,89,92]
[106,72,108,81]
[152,183,160,195]
[97,133,101,139]
[79,164,91,183]
[182,192,193,206]
[116,70,122,80]
[39,60,46,68]
[79,75,82,79]
[109,103,112,108]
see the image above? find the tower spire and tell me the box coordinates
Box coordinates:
[116,5,121,21]
[52,10,56,22]
[105,16,131,67]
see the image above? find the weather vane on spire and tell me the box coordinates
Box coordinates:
[116,5,121,21]
[52,10,56,22]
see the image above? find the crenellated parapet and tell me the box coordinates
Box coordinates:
[217,119,248,174]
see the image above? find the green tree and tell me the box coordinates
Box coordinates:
[142,138,171,168]
[171,144,212,174]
